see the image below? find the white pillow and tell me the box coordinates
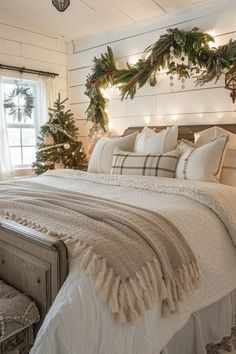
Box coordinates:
[175,135,229,182]
[135,126,178,154]
[111,147,179,178]
[88,132,138,173]
[195,126,236,148]
[220,149,236,187]
[194,126,236,187]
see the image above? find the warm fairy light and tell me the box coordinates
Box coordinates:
[100,88,110,99]
[208,41,216,49]
[128,55,143,65]
[108,120,113,129]
[145,116,151,125]
[159,67,167,74]
[207,29,216,37]
[207,29,216,49]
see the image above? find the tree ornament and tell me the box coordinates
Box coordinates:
[64,143,70,150]
[44,133,54,145]
[3,83,34,122]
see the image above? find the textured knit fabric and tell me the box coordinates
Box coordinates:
[0,180,199,324]
[0,281,40,341]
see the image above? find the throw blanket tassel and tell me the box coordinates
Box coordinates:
[108,276,120,313]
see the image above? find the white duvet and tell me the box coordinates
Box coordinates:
[30,171,236,354]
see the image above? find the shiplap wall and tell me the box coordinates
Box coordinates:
[0,22,68,99]
[67,0,236,151]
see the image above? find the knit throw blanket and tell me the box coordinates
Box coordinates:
[0,181,199,324]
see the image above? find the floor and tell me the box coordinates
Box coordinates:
[206,323,236,354]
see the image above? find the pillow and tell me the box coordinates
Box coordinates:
[194,126,236,187]
[111,147,179,178]
[175,135,229,182]
[135,126,178,154]
[220,149,236,187]
[195,126,236,148]
[88,132,138,174]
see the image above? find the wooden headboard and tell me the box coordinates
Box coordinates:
[122,124,236,140]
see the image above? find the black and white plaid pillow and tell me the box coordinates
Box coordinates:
[111,148,179,177]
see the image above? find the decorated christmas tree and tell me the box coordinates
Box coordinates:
[33,94,87,175]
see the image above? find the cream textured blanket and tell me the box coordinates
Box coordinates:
[0,180,199,324]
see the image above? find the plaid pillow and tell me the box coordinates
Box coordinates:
[111,148,179,177]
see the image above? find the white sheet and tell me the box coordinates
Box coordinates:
[30,171,236,354]
[163,289,236,354]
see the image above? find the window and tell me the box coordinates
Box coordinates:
[2,77,40,169]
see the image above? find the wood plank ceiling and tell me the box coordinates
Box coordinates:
[0,0,211,40]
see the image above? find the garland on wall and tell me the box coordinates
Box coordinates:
[85,27,236,133]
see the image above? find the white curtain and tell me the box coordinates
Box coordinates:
[39,77,58,124]
[0,77,13,181]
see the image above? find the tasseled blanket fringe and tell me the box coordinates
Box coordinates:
[0,209,200,324]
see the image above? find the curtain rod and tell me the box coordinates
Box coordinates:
[0,64,59,78]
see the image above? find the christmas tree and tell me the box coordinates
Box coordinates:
[33,94,87,175]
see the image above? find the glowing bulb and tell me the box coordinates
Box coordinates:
[207,29,216,49]
[145,116,151,125]
[208,41,216,49]
[159,67,167,74]
[108,121,113,129]
[128,55,141,65]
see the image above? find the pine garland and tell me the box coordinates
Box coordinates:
[85,27,236,132]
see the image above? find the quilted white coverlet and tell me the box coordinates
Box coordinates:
[30,170,236,354]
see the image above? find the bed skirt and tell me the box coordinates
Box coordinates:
[162,289,236,354]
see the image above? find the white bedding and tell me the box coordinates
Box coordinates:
[30,171,236,354]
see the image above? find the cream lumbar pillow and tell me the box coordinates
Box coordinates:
[175,135,229,182]
[195,126,236,187]
[111,147,179,178]
[135,126,178,154]
[88,131,138,174]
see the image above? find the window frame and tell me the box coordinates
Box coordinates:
[2,76,41,170]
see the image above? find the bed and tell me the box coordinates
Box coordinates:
[0,124,236,354]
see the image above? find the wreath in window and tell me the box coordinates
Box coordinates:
[4,84,34,122]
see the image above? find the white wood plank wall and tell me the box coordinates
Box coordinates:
[67,0,236,151]
[0,22,68,100]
